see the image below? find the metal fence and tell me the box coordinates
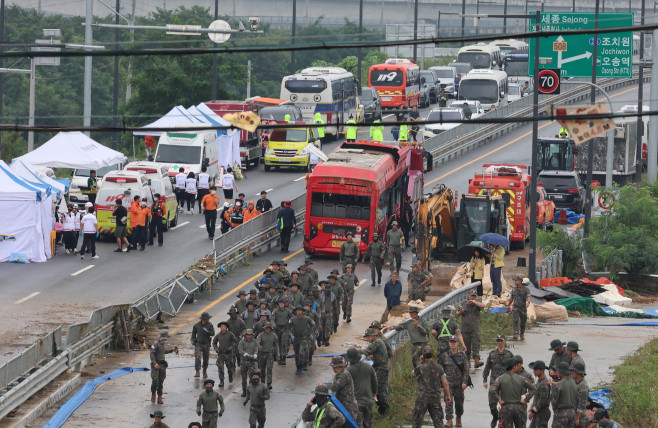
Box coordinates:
[535,248,564,282]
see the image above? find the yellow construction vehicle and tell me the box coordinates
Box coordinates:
[416,184,457,270]
[456,192,510,255]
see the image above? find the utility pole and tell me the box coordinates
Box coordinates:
[247,59,252,98]
[461,0,466,45]
[529,10,540,284]
[28,58,36,151]
[584,0,600,237]
[112,0,120,150]
[0,0,5,154]
[290,0,296,74]
[125,0,136,103]
[83,0,93,135]
[212,0,219,100]
[357,0,363,84]
[649,29,658,183]
[413,0,418,62]
[503,0,508,34]
[636,0,645,183]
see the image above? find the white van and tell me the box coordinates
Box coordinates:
[124,161,179,229]
[458,69,509,111]
[428,66,456,97]
[69,164,122,204]
[154,128,219,183]
[457,44,502,70]
[95,170,154,236]
[489,39,528,56]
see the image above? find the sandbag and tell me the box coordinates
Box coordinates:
[592,284,633,307]
[450,263,471,289]
[534,301,569,322]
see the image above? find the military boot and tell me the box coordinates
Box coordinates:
[151,392,156,403]
[281,357,287,366]
[203,369,208,378]
[157,395,164,404]
[219,378,225,388]
[456,416,462,427]
[346,316,351,323]
[474,357,484,368]
[520,334,525,340]
[228,370,233,383]
[446,419,453,427]
[194,369,201,378]
[491,414,498,428]
[241,390,246,397]
[513,334,519,340]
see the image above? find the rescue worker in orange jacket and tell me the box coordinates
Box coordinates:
[244,201,260,222]
[129,195,141,250]
[149,193,167,247]
[134,201,152,251]
[224,200,246,228]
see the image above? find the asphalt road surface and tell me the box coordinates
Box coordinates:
[0,83,646,368]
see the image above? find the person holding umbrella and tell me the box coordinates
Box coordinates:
[478,233,509,298]
[469,247,487,296]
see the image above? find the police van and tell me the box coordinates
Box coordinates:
[124,161,179,229]
[458,69,509,111]
[95,170,154,236]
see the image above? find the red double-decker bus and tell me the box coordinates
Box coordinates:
[304,142,424,257]
[368,59,420,109]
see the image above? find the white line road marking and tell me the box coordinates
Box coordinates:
[383,114,395,119]
[71,265,95,277]
[265,188,274,192]
[14,292,40,305]
[359,279,370,287]
[254,188,275,195]
[293,175,307,182]
[170,221,190,230]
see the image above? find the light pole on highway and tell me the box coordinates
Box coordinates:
[357,0,363,84]
[413,0,418,62]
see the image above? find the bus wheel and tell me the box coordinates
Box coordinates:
[264,164,271,172]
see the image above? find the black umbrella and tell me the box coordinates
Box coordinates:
[457,242,492,262]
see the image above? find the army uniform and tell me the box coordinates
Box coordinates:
[252,318,271,337]
[412,357,448,428]
[364,238,385,284]
[339,238,359,273]
[149,335,176,402]
[242,307,259,330]
[288,288,305,307]
[493,371,536,428]
[238,334,259,395]
[549,353,571,373]
[307,263,320,285]
[192,316,215,376]
[328,277,344,330]
[364,335,390,413]
[226,311,246,367]
[304,304,320,366]
[196,386,225,428]
[346,350,378,428]
[302,400,346,427]
[271,269,283,289]
[432,316,461,358]
[441,348,469,422]
[233,298,249,316]
[290,310,316,373]
[212,328,237,386]
[272,306,292,364]
[245,376,270,428]
[510,285,531,338]
[574,377,589,426]
[322,363,360,423]
[483,347,514,421]
[340,272,359,321]
[386,227,404,272]
[569,354,586,372]
[395,316,429,367]
[408,269,430,301]
[298,271,315,295]
[320,290,336,345]
[550,376,578,427]
[530,376,552,428]
[256,327,278,388]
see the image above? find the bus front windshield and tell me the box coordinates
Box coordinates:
[457,52,491,69]
[310,192,371,221]
[370,70,403,86]
[285,79,327,93]
[270,129,308,142]
[155,145,201,164]
[459,80,499,104]
[504,60,528,76]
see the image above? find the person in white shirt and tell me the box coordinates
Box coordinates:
[196,166,211,214]
[185,172,198,215]
[175,167,186,212]
[80,206,99,259]
[61,204,76,254]
[221,167,238,201]
[72,204,82,253]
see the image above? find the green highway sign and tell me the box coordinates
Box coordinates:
[528,13,633,78]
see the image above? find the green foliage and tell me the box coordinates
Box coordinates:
[610,338,658,427]
[537,228,582,278]
[422,56,458,68]
[0,132,27,163]
[585,183,658,277]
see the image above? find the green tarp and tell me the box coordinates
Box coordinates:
[555,297,652,319]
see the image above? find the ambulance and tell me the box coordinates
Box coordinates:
[153,127,220,182]
[95,170,154,236]
[124,161,179,229]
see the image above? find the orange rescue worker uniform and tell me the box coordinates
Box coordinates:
[243,201,260,222]
[201,190,221,239]
[224,201,245,228]
[130,199,141,229]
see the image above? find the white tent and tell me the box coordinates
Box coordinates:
[133,105,201,136]
[10,159,65,199]
[0,161,50,263]
[190,103,241,169]
[14,132,127,169]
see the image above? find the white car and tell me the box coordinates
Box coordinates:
[449,100,485,120]
[428,66,456,98]
[422,107,465,139]
[508,83,523,103]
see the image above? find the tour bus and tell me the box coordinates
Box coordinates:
[457,44,502,70]
[502,50,531,86]
[490,39,528,56]
[303,142,424,257]
[368,58,420,109]
[280,67,361,138]
[458,69,509,111]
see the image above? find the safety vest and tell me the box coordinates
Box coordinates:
[83,177,98,194]
[438,318,452,338]
[558,127,570,139]
[314,403,334,428]
[399,124,409,142]
[346,120,357,140]
[370,121,384,142]
[314,120,325,138]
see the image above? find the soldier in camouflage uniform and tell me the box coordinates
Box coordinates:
[432,306,466,359]
[242,301,259,330]
[310,287,325,346]
[566,341,586,373]
[290,305,316,375]
[441,336,469,427]
[319,281,336,346]
[149,331,178,404]
[253,308,271,337]
[508,276,531,340]
[244,369,270,428]
[571,363,588,428]
[306,260,319,285]
[339,232,360,273]
[196,379,224,428]
[513,355,535,384]
[303,300,320,367]
[226,307,246,368]
[364,232,385,285]
[233,290,249,315]
[370,321,394,360]
[528,360,552,428]
[321,356,360,423]
[412,345,451,428]
[328,272,344,331]
[550,362,578,428]
[456,289,485,368]
[340,264,360,323]
[256,322,278,390]
[246,288,259,308]
[408,263,431,301]
[288,281,305,307]
[394,306,429,367]
[279,260,290,277]
[346,347,378,428]
[548,340,571,382]
[493,357,536,428]
[386,221,404,273]
[270,261,283,288]
[363,328,390,414]
[302,384,347,427]
[298,265,314,295]
[238,329,259,397]
[192,312,216,379]
[272,298,292,365]
[212,321,237,387]
[483,334,514,428]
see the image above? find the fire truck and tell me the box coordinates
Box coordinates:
[468,164,531,249]
[205,100,262,169]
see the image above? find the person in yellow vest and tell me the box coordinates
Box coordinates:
[399,116,409,146]
[314,112,325,144]
[85,170,99,205]
[558,127,569,139]
[346,115,358,142]
[370,118,384,143]
[284,113,291,123]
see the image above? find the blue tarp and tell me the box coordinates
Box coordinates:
[44,367,148,428]
[488,307,509,314]
[553,209,585,224]
[329,393,359,428]
[589,388,614,409]
[643,308,658,317]
[538,321,658,326]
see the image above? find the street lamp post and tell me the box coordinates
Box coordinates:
[413,0,418,62]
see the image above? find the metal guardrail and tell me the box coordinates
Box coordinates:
[536,248,564,282]
[384,282,479,345]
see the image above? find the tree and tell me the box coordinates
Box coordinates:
[537,228,582,279]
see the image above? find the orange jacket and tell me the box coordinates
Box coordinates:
[244,206,260,222]
[130,201,140,228]
[224,207,245,228]
[136,206,151,227]
[202,193,220,211]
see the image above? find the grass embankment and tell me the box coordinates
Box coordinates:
[609,338,658,427]
[373,312,515,428]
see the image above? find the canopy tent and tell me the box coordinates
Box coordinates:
[0,161,51,262]
[189,103,241,169]
[10,160,65,200]
[133,105,201,136]
[14,132,127,169]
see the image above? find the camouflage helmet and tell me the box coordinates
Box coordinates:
[369,320,382,329]
[313,384,330,395]
[227,306,239,315]
[330,356,347,367]
[364,328,377,337]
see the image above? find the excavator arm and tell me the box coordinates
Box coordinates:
[415,184,457,269]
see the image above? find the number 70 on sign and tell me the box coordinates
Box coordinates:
[553,41,567,51]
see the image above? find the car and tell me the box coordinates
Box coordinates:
[360,87,382,123]
[419,84,431,108]
[420,70,439,103]
[449,99,484,119]
[264,127,321,172]
[449,62,473,77]
[507,82,531,103]
[422,107,465,139]
[536,184,556,229]
[259,105,303,123]
[428,66,456,98]
[537,170,586,214]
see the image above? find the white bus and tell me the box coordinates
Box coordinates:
[458,69,509,111]
[280,67,361,138]
[457,43,502,70]
[490,39,528,56]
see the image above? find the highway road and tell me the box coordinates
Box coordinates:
[0,83,646,366]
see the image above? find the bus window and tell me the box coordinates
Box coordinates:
[285,80,327,93]
[459,80,500,105]
[311,192,371,221]
[457,52,491,69]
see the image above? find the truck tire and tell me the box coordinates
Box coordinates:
[169,209,178,228]
[264,164,271,172]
